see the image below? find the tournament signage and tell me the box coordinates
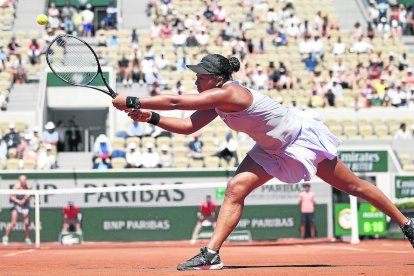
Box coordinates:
[339,151,388,172]
[0,171,331,242]
[334,203,386,236]
[395,175,414,199]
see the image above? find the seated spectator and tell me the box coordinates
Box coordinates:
[187,132,205,167]
[324,89,336,107]
[172,80,185,95]
[17,133,37,160]
[215,132,238,167]
[302,53,319,72]
[171,29,187,54]
[298,35,313,55]
[93,157,112,170]
[159,145,173,168]
[196,30,210,47]
[93,134,112,162]
[127,121,144,138]
[7,37,20,56]
[251,67,268,90]
[117,54,132,87]
[30,126,41,152]
[107,35,119,47]
[131,50,144,84]
[149,81,161,96]
[12,54,27,84]
[125,142,142,168]
[350,37,374,54]
[27,39,41,65]
[4,123,20,149]
[214,3,227,23]
[186,31,199,47]
[37,144,58,170]
[155,53,169,71]
[160,21,173,39]
[351,22,364,40]
[203,4,215,22]
[42,121,59,148]
[394,123,413,140]
[272,31,287,47]
[141,142,160,168]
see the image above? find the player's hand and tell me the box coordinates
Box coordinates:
[128,109,152,123]
[112,92,128,111]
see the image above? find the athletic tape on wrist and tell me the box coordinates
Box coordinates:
[148,112,160,125]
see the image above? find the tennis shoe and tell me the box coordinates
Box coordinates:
[25,238,32,245]
[177,247,224,270]
[2,236,8,246]
[401,218,414,249]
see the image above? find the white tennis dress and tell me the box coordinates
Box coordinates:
[215,82,341,183]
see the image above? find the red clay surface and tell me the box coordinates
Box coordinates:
[1,239,413,275]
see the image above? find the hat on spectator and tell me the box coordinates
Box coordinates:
[24,133,32,140]
[33,126,39,132]
[97,134,108,143]
[145,142,155,149]
[45,121,55,130]
[8,123,15,129]
[127,142,137,150]
[45,144,53,150]
[86,3,92,9]
[160,145,170,151]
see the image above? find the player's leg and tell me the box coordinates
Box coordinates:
[317,157,414,247]
[177,155,272,270]
[23,213,32,245]
[4,210,18,237]
[207,155,272,251]
[2,210,18,245]
[316,157,407,225]
[190,221,203,244]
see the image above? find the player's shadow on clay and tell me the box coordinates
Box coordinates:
[224,264,414,269]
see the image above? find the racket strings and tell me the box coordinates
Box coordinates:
[47,36,99,85]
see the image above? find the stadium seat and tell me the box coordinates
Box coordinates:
[398,154,412,166]
[0,159,5,170]
[6,159,21,170]
[112,137,126,150]
[23,159,36,170]
[403,164,414,172]
[111,158,127,169]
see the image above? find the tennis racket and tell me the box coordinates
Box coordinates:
[46,34,117,99]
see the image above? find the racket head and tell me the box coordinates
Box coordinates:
[46,34,100,86]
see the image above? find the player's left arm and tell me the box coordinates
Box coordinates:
[113,87,241,111]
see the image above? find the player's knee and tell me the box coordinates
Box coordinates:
[225,179,247,203]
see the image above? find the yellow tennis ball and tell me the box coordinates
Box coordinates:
[36,14,48,25]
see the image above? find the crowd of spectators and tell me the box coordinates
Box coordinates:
[118,0,414,111]
[0,121,59,170]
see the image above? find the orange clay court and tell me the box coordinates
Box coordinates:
[0,239,413,275]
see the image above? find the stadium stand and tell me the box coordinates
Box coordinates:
[0,0,413,171]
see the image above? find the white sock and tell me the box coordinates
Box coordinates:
[207,247,218,254]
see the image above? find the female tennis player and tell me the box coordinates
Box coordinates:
[2,175,33,246]
[112,54,414,270]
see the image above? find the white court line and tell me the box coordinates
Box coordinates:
[311,245,411,254]
[4,249,34,257]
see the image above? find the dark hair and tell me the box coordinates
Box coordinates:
[208,54,240,80]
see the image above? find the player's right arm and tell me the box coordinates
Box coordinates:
[128,109,218,135]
